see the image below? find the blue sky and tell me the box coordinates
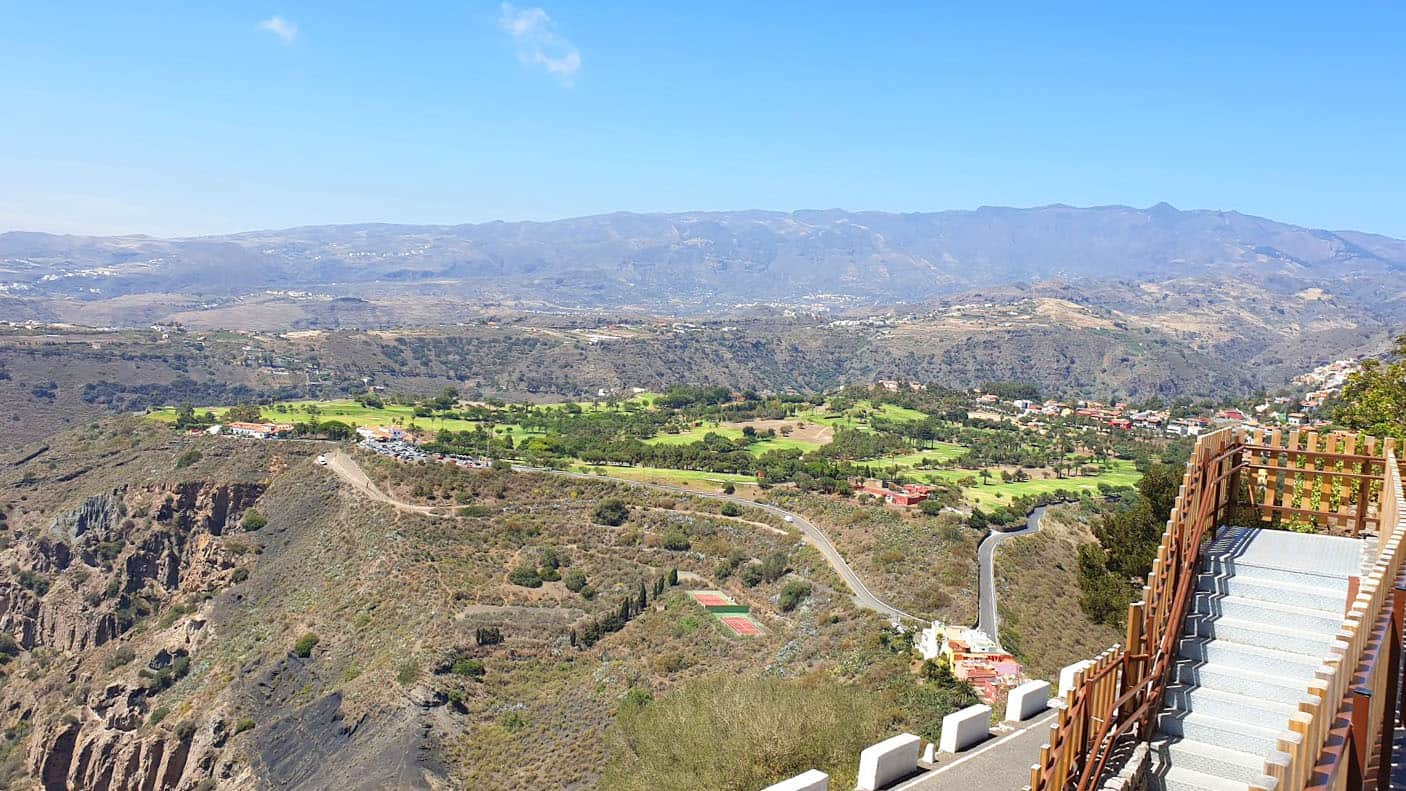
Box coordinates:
[2,2,1403,237]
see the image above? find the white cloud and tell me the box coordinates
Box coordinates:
[259,15,298,44]
[499,3,581,85]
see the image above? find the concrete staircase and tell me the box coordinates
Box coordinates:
[1149,526,1362,791]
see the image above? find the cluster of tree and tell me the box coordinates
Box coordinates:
[85,378,305,412]
[571,568,677,648]
[1334,335,1406,441]
[815,427,910,460]
[654,385,735,409]
[1076,463,1181,625]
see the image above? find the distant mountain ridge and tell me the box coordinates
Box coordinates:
[2,204,1404,314]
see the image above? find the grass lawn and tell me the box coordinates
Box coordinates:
[746,436,822,455]
[954,460,1141,507]
[795,400,930,431]
[866,445,967,468]
[643,425,745,445]
[149,399,547,439]
[569,464,757,488]
[644,425,823,456]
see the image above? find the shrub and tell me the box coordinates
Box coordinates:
[563,569,588,593]
[661,528,691,552]
[499,711,527,732]
[231,567,250,583]
[105,645,135,670]
[293,633,319,658]
[592,499,630,527]
[720,502,742,517]
[149,705,170,725]
[738,562,764,587]
[396,661,420,685]
[508,566,543,588]
[475,627,503,646]
[619,686,653,714]
[451,658,486,679]
[241,510,267,531]
[174,449,202,469]
[601,675,890,791]
[234,718,255,734]
[778,581,812,612]
[175,720,197,740]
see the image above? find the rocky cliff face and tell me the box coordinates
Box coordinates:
[2,479,264,790]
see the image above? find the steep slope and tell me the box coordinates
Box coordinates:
[0,419,946,789]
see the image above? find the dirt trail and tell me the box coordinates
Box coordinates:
[326,450,919,623]
[325,451,451,519]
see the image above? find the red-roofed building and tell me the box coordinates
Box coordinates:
[857,479,933,506]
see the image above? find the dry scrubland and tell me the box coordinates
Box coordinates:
[771,490,982,621]
[991,505,1124,682]
[0,420,984,789]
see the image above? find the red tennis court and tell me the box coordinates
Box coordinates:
[721,616,763,636]
[690,592,732,607]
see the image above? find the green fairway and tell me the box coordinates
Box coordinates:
[149,399,507,435]
[866,445,967,468]
[644,424,823,456]
[952,460,1141,506]
[570,464,757,487]
[643,425,745,445]
[795,400,929,431]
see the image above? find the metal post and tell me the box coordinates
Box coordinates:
[1351,687,1372,790]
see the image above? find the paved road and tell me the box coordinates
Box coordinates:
[975,504,1051,647]
[517,465,923,623]
[894,709,1058,791]
[326,450,918,622]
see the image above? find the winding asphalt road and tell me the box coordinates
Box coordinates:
[324,451,919,623]
[975,504,1051,647]
[516,466,923,623]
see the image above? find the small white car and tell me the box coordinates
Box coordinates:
[783,515,794,523]
[316,455,327,466]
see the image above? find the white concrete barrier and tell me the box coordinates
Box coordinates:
[921,742,935,763]
[1057,659,1093,699]
[762,769,828,791]
[1004,679,1052,722]
[857,733,921,791]
[938,704,992,753]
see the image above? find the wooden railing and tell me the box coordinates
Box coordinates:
[1026,429,1401,791]
[1291,449,1404,791]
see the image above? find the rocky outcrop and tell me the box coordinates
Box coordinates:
[1,481,264,654]
[8,479,269,789]
[26,705,236,791]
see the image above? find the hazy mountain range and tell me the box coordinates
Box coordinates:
[2,204,1404,317]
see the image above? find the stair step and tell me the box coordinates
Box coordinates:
[1163,683,1295,731]
[1200,556,1351,592]
[1158,710,1282,757]
[1190,591,1345,632]
[1157,764,1253,791]
[1184,612,1336,656]
[1171,658,1306,705]
[1195,572,1347,612]
[1152,736,1274,787]
[1176,636,1324,677]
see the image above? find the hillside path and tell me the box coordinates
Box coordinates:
[514,465,921,623]
[326,451,451,519]
[324,450,918,622]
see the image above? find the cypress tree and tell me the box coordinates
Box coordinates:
[668,567,678,586]
[637,582,648,610]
